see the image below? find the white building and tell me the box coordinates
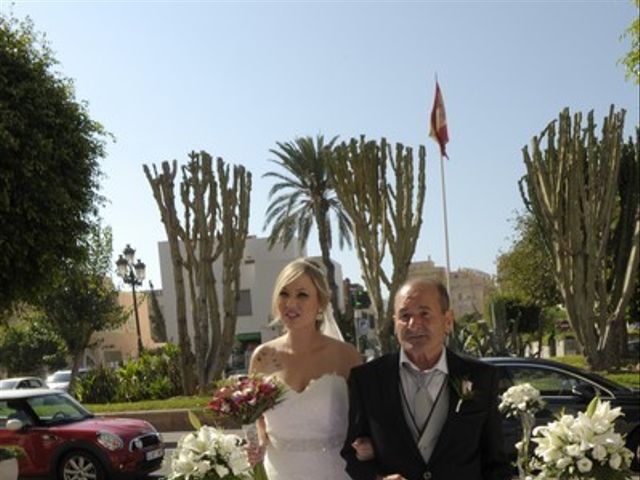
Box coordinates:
[408,257,494,318]
[157,236,344,369]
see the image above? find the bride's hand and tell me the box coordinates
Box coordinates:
[245,440,266,467]
[351,436,375,461]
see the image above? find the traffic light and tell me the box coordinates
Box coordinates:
[354,291,371,309]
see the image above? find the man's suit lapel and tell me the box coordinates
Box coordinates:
[428,349,469,465]
[379,353,426,467]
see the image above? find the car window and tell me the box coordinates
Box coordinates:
[502,365,601,396]
[26,394,89,424]
[0,380,18,389]
[0,400,32,427]
[27,379,43,388]
[50,372,71,382]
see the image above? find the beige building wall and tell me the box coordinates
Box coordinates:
[408,257,494,318]
[86,291,164,367]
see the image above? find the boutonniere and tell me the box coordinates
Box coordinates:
[450,376,474,413]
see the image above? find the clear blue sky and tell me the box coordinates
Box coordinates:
[4,0,639,289]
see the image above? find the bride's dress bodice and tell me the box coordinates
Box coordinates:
[263,373,350,480]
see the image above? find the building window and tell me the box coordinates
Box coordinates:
[104,350,123,368]
[237,289,252,316]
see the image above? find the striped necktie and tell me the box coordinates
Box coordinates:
[403,365,437,432]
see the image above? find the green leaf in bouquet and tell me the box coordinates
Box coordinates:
[188,410,202,430]
[585,395,599,418]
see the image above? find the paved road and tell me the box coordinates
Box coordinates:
[149,431,186,479]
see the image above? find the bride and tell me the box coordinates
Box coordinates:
[249,258,362,479]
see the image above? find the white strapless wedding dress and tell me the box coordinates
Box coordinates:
[263,373,350,480]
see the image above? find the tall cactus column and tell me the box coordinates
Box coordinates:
[519,106,639,370]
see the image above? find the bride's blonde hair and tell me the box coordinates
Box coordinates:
[271,258,331,329]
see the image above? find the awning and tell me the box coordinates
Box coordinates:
[235,332,261,343]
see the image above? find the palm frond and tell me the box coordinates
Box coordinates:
[263,134,352,257]
[263,170,305,193]
[335,209,354,250]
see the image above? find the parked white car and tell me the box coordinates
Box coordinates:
[0,377,47,390]
[45,369,89,392]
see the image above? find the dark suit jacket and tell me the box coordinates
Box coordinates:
[341,348,511,480]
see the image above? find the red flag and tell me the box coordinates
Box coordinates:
[429,81,449,158]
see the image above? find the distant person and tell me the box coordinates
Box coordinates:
[249,258,362,479]
[342,278,511,480]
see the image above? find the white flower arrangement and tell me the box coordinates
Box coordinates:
[530,397,634,480]
[499,383,546,479]
[499,383,546,419]
[168,426,252,480]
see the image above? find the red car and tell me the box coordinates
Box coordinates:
[0,388,164,479]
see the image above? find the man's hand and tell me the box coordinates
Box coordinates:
[351,436,375,461]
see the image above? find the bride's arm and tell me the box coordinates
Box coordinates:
[256,415,269,446]
[249,344,273,447]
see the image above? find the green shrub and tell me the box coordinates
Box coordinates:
[553,355,588,369]
[75,344,183,404]
[0,445,25,460]
[75,365,119,403]
[116,359,147,402]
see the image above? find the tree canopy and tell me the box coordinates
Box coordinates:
[0,14,107,312]
[0,309,68,376]
[39,225,126,388]
[620,0,639,84]
[496,212,561,308]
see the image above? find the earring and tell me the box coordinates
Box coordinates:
[316,310,324,321]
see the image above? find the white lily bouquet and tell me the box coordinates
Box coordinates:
[498,383,546,479]
[168,425,252,480]
[530,397,634,480]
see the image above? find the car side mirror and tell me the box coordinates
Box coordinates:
[571,383,596,400]
[6,419,24,431]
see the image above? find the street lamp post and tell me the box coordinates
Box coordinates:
[116,244,146,357]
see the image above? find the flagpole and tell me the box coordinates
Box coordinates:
[439,152,451,293]
[429,77,451,293]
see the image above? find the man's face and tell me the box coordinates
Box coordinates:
[394,284,453,359]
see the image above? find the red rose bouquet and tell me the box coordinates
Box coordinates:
[206,375,286,426]
[206,374,286,480]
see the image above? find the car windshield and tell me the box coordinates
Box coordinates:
[26,393,93,425]
[0,380,18,389]
[49,372,71,382]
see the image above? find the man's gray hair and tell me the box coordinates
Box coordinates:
[394,278,450,313]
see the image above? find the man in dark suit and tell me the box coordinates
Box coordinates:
[341,278,511,480]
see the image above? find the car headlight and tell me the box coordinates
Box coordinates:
[96,431,124,451]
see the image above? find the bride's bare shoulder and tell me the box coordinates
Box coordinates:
[324,337,362,370]
[249,337,285,375]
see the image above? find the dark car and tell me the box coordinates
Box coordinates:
[0,388,164,479]
[483,357,640,470]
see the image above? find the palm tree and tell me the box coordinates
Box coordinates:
[263,135,352,327]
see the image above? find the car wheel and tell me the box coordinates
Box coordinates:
[58,450,106,480]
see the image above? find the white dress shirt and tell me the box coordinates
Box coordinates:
[398,348,450,462]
